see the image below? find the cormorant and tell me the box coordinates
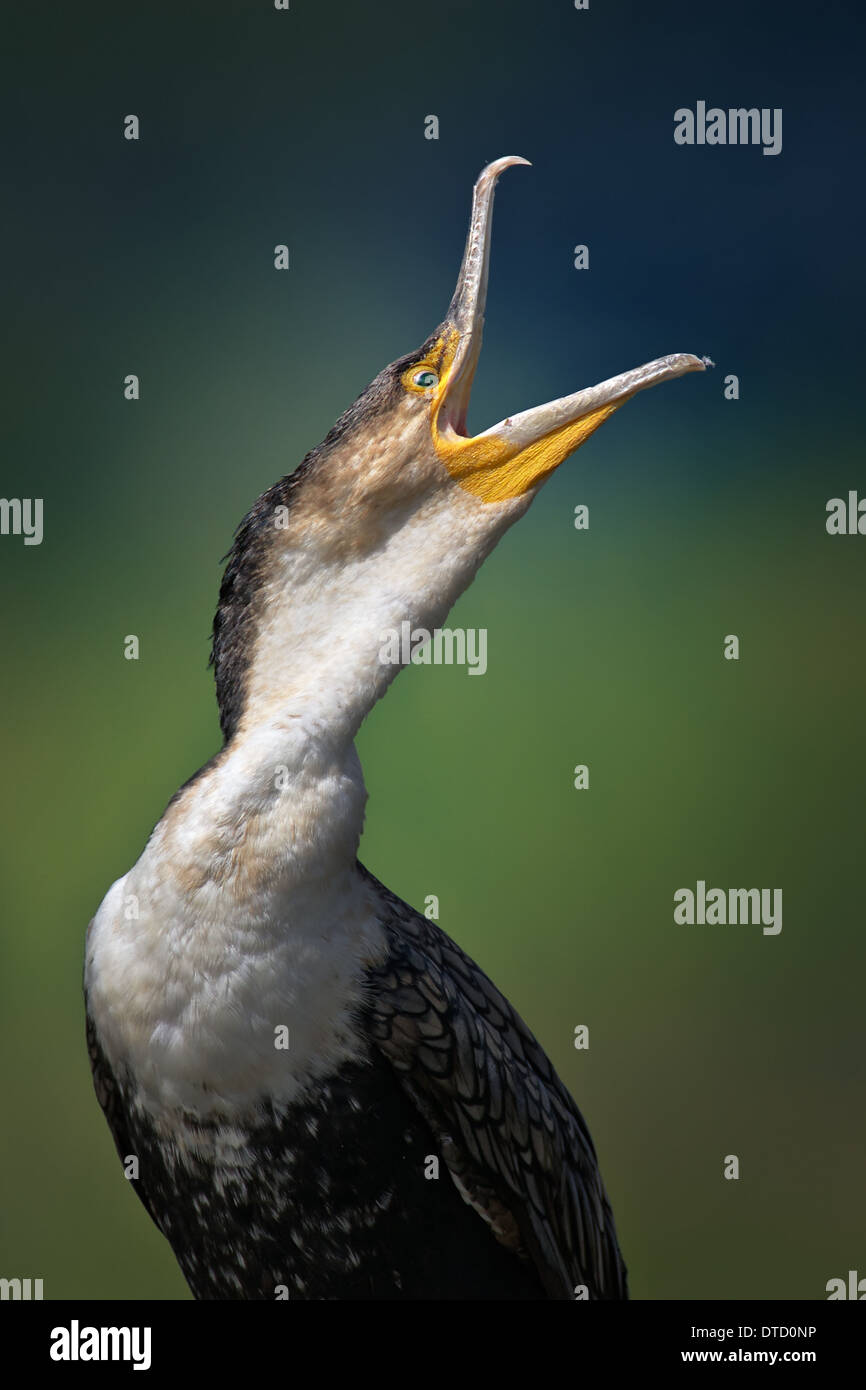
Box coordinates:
[85,156,706,1300]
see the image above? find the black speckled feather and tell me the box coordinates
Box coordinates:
[360,864,628,1300]
[86,863,627,1301]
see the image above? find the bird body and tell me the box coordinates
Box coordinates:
[87,864,612,1299]
[86,157,705,1299]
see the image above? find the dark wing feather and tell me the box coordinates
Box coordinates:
[359,863,628,1300]
[85,1005,165,1235]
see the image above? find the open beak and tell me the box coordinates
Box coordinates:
[431,156,708,504]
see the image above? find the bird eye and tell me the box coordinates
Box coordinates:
[412,369,438,389]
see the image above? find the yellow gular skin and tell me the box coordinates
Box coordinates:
[405,330,623,504]
[433,399,622,503]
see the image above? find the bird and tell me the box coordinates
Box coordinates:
[85,155,706,1301]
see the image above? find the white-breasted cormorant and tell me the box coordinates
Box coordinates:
[85,157,706,1300]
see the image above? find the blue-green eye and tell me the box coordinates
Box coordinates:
[412,369,438,389]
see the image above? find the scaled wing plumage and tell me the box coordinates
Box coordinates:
[361,865,628,1299]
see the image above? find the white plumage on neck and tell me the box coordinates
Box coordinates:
[236,439,529,745]
[86,722,381,1121]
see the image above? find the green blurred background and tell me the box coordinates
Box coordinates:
[2,0,863,1299]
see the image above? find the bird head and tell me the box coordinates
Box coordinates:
[385,155,706,506]
[213,156,707,744]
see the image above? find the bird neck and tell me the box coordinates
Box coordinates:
[232,564,409,753]
[193,548,456,900]
[219,483,524,752]
[200,458,532,898]
[203,719,369,894]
